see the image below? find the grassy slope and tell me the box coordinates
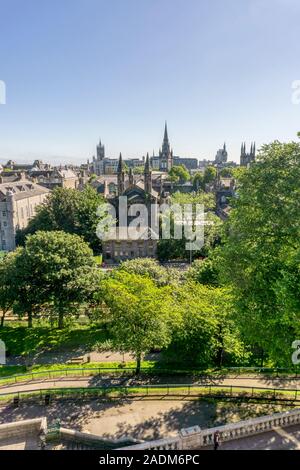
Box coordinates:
[0,324,108,356]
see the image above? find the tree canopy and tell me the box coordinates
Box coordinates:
[16,186,105,252]
[219,141,300,364]
[168,164,190,183]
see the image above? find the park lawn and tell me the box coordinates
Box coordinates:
[0,323,109,357]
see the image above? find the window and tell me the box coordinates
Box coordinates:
[3,222,7,227]
[2,211,6,217]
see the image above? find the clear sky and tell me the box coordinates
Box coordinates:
[1,0,300,164]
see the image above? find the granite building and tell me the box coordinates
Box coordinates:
[0,178,50,251]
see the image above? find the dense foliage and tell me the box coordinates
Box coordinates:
[16,186,105,252]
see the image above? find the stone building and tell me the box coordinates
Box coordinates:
[102,153,160,262]
[29,167,79,190]
[215,143,228,165]
[88,123,198,175]
[0,178,50,251]
[240,142,256,167]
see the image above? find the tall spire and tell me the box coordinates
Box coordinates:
[117,153,125,195]
[160,121,172,171]
[144,152,152,193]
[129,167,133,185]
[117,152,124,173]
[164,121,168,142]
[144,152,150,173]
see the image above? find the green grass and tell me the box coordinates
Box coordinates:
[0,324,108,356]
[1,360,300,386]
[0,384,298,403]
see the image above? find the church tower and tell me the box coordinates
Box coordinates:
[128,167,134,186]
[240,142,256,167]
[144,152,152,193]
[96,139,105,160]
[159,122,173,172]
[117,153,125,195]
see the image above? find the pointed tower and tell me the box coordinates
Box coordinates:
[144,152,152,193]
[159,122,173,171]
[128,167,134,186]
[117,153,125,195]
[96,139,105,161]
[240,142,246,166]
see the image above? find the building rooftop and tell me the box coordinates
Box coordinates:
[0,180,50,202]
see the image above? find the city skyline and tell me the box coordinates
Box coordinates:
[1,0,300,164]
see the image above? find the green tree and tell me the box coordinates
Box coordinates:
[192,172,204,191]
[168,165,190,183]
[118,257,182,286]
[219,141,300,365]
[0,253,18,327]
[170,283,243,366]
[16,186,105,252]
[97,271,175,373]
[185,257,220,286]
[16,231,97,328]
[203,166,217,186]
[220,167,234,178]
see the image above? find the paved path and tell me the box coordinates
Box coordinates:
[205,424,300,450]
[1,375,300,395]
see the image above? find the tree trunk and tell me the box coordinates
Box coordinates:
[0,310,6,328]
[58,309,64,329]
[260,349,264,368]
[28,310,33,328]
[217,347,224,368]
[135,353,141,375]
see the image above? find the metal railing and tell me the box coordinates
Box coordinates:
[1,365,300,386]
[0,383,299,403]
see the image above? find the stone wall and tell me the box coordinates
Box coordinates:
[120,408,300,450]
[0,418,47,441]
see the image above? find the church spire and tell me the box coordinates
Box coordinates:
[129,166,133,185]
[144,152,152,193]
[117,152,125,194]
[144,152,150,174]
[164,121,169,142]
[160,121,172,171]
[117,152,124,173]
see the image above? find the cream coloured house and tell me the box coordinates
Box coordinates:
[0,178,50,251]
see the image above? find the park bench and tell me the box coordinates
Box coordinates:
[66,355,89,365]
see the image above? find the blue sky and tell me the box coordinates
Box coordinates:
[1,0,300,164]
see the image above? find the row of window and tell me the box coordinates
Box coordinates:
[106,249,155,257]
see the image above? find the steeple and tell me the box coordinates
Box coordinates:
[128,167,133,185]
[159,122,173,171]
[144,152,152,193]
[162,121,170,155]
[117,152,125,194]
[117,152,124,173]
[144,152,150,174]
